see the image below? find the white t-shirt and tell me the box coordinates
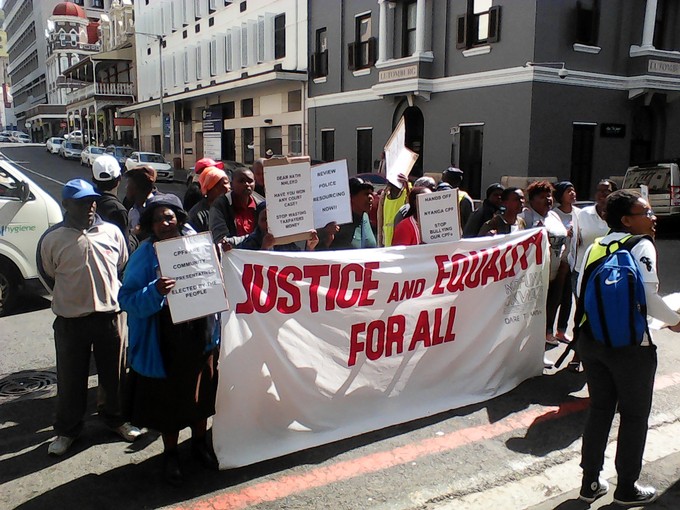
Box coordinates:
[573,205,609,273]
[553,205,580,270]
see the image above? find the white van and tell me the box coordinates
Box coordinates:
[622,162,680,219]
[0,160,63,314]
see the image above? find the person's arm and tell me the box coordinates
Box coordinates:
[118,247,166,318]
[208,196,230,244]
[36,229,57,294]
[632,240,680,327]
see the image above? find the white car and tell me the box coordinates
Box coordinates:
[125,151,174,182]
[64,130,83,142]
[46,137,65,154]
[80,145,106,167]
[11,133,31,143]
[59,141,84,160]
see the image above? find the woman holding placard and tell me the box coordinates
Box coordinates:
[119,194,220,486]
[392,186,432,246]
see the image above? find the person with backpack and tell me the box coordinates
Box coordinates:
[575,189,680,506]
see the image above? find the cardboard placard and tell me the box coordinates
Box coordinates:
[263,156,315,244]
[384,117,418,188]
[311,159,352,228]
[417,189,461,243]
[155,232,229,324]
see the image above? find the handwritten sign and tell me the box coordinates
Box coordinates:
[417,189,461,243]
[264,160,315,238]
[384,117,418,188]
[311,160,351,228]
[155,232,229,324]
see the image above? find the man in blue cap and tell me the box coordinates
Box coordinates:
[37,179,141,456]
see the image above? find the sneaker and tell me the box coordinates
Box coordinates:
[545,334,560,346]
[578,477,609,503]
[613,483,657,506]
[113,422,143,442]
[555,331,572,344]
[48,436,76,456]
[543,356,554,369]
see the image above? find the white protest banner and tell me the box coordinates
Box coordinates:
[213,230,549,468]
[311,159,352,228]
[417,189,461,243]
[154,232,228,324]
[384,117,418,188]
[264,160,315,239]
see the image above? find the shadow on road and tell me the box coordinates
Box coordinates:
[5,293,51,317]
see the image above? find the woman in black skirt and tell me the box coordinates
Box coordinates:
[119,194,219,485]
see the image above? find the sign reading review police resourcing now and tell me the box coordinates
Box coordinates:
[264,160,315,238]
[155,232,229,324]
[311,160,352,229]
[417,189,461,243]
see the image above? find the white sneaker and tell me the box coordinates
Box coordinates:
[48,436,75,456]
[114,422,143,442]
[543,356,554,369]
[545,334,560,346]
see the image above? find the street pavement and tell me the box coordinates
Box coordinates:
[1,145,680,510]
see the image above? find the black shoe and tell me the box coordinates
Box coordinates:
[192,440,219,470]
[163,450,183,486]
[613,483,657,506]
[578,476,609,503]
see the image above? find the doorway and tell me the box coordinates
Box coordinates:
[570,123,595,198]
[459,124,484,199]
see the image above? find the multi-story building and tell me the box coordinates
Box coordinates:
[308,0,680,199]
[123,0,307,168]
[3,0,111,141]
[0,21,17,132]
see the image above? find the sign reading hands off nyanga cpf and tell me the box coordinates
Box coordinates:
[213,229,550,469]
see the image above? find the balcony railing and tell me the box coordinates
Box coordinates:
[65,82,136,103]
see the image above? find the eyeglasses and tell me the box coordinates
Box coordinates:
[627,209,655,218]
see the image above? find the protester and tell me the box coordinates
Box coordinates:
[519,180,568,366]
[551,181,580,343]
[440,167,474,228]
[209,167,264,248]
[237,201,319,251]
[37,179,141,457]
[463,183,504,237]
[91,155,128,241]
[575,190,680,505]
[188,166,230,233]
[251,158,266,197]
[119,194,220,485]
[183,157,225,211]
[377,173,410,247]
[394,176,436,228]
[392,186,432,246]
[125,165,157,233]
[320,177,377,249]
[478,187,526,236]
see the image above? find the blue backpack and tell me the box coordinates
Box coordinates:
[579,235,651,347]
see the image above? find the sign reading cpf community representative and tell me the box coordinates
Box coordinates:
[155,232,229,324]
[417,189,461,243]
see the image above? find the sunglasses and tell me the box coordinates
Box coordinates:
[627,209,655,219]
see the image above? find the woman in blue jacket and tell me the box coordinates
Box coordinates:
[119,194,219,485]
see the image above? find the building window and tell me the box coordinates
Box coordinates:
[194,0,204,19]
[289,125,302,155]
[183,49,190,83]
[311,28,328,78]
[242,128,254,163]
[274,14,286,59]
[223,101,235,119]
[209,0,217,13]
[92,0,104,8]
[241,23,248,66]
[196,45,203,79]
[257,16,265,62]
[241,98,253,117]
[356,128,373,173]
[403,1,417,57]
[349,13,376,70]
[575,0,599,46]
[458,124,484,200]
[456,0,501,49]
[262,126,283,156]
[288,90,301,112]
[209,38,217,76]
[321,130,335,162]
[654,0,671,51]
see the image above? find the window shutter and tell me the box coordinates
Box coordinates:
[310,52,318,78]
[456,14,468,49]
[320,49,328,77]
[487,6,501,43]
[348,42,357,71]
[367,37,377,67]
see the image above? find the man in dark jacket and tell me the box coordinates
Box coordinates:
[463,183,504,237]
[92,155,129,245]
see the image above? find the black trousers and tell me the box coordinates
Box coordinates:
[53,313,125,437]
[577,329,657,485]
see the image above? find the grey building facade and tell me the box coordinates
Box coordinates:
[307,0,680,199]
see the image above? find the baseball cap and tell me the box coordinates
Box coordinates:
[62,179,100,200]
[194,157,225,174]
[92,155,122,182]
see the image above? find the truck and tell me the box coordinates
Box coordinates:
[622,162,680,220]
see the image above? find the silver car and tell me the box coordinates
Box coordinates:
[60,141,84,160]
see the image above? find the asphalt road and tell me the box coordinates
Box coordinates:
[2,145,680,510]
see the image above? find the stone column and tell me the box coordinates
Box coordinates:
[415,0,427,55]
[641,0,658,48]
[378,0,389,63]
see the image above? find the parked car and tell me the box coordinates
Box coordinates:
[80,145,106,167]
[59,141,84,160]
[125,151,174,182]
[64,130,83,142]
[623,161,680,220]
[0,135,11,142]
[46,137,65,154]
[0,160,63,315]
[10,133,31,143]
[105,145,134,168]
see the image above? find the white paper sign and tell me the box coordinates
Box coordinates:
[203,132,221,160]
[384,117,418,188]
[417,189,461,243]
[154,232,229,324]
[264,161,315,238]
[311,160,352,228]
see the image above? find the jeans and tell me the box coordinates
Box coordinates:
[577,328,657,485]
[53,312,125,437]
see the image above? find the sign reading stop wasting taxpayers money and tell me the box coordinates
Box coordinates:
[417,189,461,243]
[264,160,315,239]
[155,232,228,324]
[311,159,352,229]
